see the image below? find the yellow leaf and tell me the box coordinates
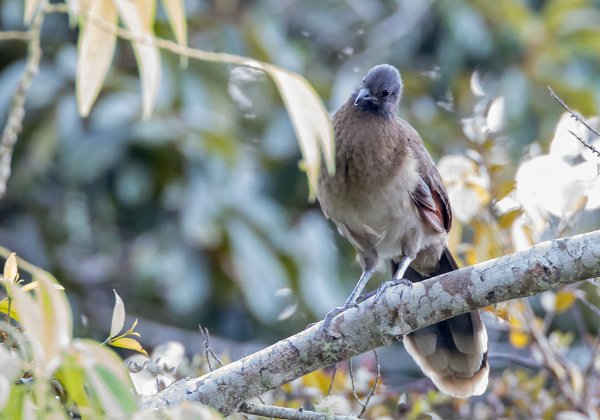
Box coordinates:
[132,0,155,28]
[0,298,19,321]
[486,305,509,322]
[508,315,530,348]
[109,290,126,339]
[509,329,530,348]
[495,180,515,201]
[301,369,331,394]
[114,0,161,119]
[76,0,118,117]
[498,208,523,229]
[265,66,334,201]
[3,253,18,283]
[555,290,576,313]
[109,337,148,356]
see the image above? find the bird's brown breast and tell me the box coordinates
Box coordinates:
[320,102,410,198]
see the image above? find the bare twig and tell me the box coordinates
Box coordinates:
[0,0,47,200]
[578,294,600,319]
[524,302,581,408]
[241,401,358,420]
[46,3,265,72]
[327,364,338,396]
[348,359,362,411]
[199,325,224,372]
[359,350,379,417]
[548,86,600,157]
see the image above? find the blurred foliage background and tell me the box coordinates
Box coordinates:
[1,0,600,418]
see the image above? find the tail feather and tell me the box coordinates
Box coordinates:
[397,249,489,398]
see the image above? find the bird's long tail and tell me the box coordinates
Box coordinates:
[396,249,489,398]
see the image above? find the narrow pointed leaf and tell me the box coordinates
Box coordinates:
[75,339,137,416]
[24,0,41,24]
[0,299,19,321]
[35,274,73,368]
[114,0,161,119]
[109,337,148,356]
[161,0,188,66]
[265,66,334,201]
[3,253,18,282]
[76,0,118,117]
[109,290,126,339]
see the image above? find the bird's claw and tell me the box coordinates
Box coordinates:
[375,277,413,301]
[320,301,357,338]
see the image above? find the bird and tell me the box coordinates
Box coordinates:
[317,64,489,398]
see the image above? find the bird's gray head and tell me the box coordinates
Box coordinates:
[352,64,403,117]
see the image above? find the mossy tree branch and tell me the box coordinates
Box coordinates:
[140,230,600,415]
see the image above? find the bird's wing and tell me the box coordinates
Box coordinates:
[399,119,452,233]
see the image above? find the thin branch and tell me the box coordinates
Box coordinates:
[578,294,600,319]
[141,230,600,415]
[327,364,338,396]
[240,401,358,420]
[524,302,581,407]
[348,359,362,411]
[0,31,30,41]
[0,0,47,200]
[199,324,259,418]
[358,350,379,418]
[488,352,542,370]
[45,3,266,72]
[547,86,600,157]
[199,325,224,371]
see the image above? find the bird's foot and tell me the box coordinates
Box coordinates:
[375,277,413,301]
[319,300,358,338]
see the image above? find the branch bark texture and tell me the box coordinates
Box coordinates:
[141,230,600,415]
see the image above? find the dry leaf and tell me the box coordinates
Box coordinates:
[161,0,187,47]
[265,66,334,201]
[24,0,42,24]
[114,0,161,119]
[76,0,118,117]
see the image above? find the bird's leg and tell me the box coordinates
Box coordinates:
[375,255,413,301]
[321,266,376,336]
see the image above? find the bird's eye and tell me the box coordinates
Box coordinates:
[381,90,390,97]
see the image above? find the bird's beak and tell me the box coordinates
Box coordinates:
[354,88,374,106]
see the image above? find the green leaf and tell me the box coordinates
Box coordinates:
[92,365,138,414]
[55,357,92,417]
[0,381,27,418]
